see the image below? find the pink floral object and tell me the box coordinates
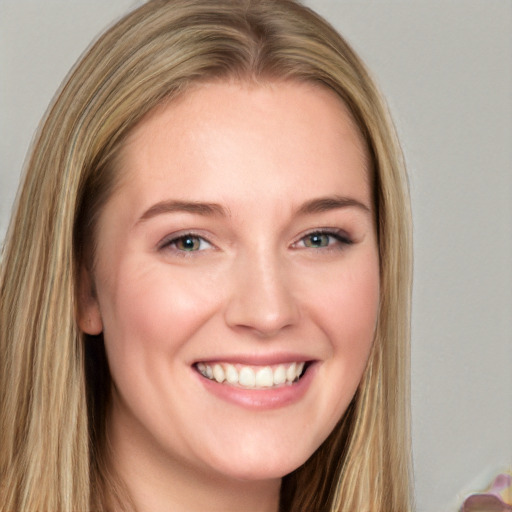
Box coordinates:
[461,473,512,512]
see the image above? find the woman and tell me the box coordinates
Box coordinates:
[0,1,413,511]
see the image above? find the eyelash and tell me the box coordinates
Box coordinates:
[293,229,353,251]
[159,229,352,256]
[159,232,213,255]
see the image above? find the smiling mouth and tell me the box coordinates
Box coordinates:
[194,361,309,389]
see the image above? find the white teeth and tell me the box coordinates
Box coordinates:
[286,362,297,382]
[273,365,286,385]
[213,364,225,383]
[198,362,213,379]
[197,361,307,389]
[225,363,238,384]
[255,366,273,387]
[239,367,256,387]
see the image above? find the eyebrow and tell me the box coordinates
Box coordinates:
[296,195,371,216]
[137,200,228,223]
[136,194,371,225]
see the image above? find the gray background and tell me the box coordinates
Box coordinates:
[1,1,511,511]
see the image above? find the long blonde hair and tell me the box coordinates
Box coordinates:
[0,1,413,510]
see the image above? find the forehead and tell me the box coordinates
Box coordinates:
[110,80,371,219]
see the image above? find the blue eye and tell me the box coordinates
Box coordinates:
[299,231,352,249]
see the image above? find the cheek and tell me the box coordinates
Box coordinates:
[305,252,380,393]
[97,259,222,364]
[309,254,380,347]
[336,266,379,339]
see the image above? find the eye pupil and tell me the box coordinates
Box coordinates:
[177,236,199,251]
[306,233,329,248]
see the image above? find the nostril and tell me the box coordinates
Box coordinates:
[224,289,300,336]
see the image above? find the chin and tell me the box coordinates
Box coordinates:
[204,439,317,482]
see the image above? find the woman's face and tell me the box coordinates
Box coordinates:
[79,81,380,483]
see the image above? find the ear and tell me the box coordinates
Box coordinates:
[76,266,103,335]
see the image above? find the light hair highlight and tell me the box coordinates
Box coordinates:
[0,1,413,510]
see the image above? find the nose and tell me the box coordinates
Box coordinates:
[223,251,300,337]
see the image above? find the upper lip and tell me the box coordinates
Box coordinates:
[192,352,316,366]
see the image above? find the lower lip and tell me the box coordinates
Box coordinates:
[196,363,317,410]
